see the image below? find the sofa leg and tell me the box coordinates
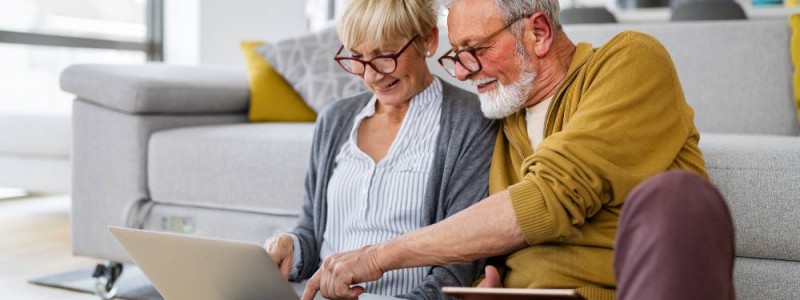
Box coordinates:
[92,261,124,299]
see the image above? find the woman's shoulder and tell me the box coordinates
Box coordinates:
[440,79,477,105]
[439,78,476,99]
[438,78,486,120]
[316,90,373,125]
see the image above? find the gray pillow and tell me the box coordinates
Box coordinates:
[256,27,367,112]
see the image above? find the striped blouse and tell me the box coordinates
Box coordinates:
[318,78,443,296]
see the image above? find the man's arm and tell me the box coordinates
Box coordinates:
[382,190,526,269]
[301,190,527,300]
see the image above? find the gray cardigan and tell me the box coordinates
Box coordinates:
[291,79,497,299]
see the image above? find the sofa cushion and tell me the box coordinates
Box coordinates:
[148,123,314,214]
[241,41,316,122]
[256,27,366,112]
[700,133,800,262]
[734,257,800,300]
[564,20,799,136]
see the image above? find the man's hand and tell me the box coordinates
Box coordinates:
[263,234,294,279]
[477,265,503,288]
[301,245,385,300]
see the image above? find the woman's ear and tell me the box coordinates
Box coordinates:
[425,26,440,57]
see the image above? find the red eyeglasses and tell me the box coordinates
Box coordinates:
[334,35,419,76]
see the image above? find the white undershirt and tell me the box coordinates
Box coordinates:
[525,96,553,150]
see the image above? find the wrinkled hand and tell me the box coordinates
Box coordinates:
[477,265,503,288]
[301,245,385,300]
[263,234,294,279]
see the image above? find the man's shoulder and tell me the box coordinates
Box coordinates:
[582,30,674,77]
[606,30,663,48]
[596,30,670,59]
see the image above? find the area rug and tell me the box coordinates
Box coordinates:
[28,264,162,300]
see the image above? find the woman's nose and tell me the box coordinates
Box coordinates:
[361,64,385,85]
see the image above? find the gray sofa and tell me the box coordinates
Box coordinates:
[62,20,800,299]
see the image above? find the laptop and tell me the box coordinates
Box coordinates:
[109,226,398,300]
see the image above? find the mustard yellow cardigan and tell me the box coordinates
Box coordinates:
[489,31,708,300]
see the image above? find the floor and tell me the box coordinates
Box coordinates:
[0,195,103,299]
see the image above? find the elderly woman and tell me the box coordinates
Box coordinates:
[264,0,496,298]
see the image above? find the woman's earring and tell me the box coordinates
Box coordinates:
[426,51,432,57]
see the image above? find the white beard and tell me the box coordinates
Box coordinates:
[475,70,537,119]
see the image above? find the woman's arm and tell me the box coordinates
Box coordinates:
[289,109,330,281]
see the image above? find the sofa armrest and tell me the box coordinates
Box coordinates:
[70,99,248,262]
[700,133,800,262]
[60,63,250,114]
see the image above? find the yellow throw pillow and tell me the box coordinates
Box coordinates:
[791,14,800,125]
[241,41,316,122]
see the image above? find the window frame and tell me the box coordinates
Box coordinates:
[0,0,164,61]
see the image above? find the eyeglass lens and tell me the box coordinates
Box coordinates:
[339,57,396,75]
[441,51,481,76]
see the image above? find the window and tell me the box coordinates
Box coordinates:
[0,0,162,113]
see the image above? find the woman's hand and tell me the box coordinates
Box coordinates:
[263,234,295,279]
[302,245,385,300]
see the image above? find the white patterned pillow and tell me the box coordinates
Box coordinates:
[256,27,367,112]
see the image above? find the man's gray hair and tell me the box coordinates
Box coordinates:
[441,0,561,31]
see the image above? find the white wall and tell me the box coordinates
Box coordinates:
[165,0,308,66]
[164,0,200,65]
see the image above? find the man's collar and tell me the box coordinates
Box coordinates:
[565,43,595,79]
[500,43,595,158]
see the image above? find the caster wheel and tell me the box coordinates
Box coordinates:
[92,261,124,299]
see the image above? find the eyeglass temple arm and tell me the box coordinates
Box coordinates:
[334,45,344,59]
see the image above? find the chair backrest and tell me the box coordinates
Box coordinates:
[560,7,618,24]
[671,1,747,21]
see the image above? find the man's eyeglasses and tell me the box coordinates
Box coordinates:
[334,35,419,76]
[438,15,531,78]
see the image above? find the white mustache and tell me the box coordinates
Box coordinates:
[471,78,497,86]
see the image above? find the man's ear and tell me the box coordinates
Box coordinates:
[523,12,554,58]
[425,26,440,57]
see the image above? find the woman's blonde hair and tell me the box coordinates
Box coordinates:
[337,0,437,54]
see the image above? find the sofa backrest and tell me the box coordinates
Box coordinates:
[432,20,799,136]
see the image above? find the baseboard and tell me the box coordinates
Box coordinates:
[0,154,70,194]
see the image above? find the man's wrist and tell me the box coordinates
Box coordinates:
[374,239,405,272]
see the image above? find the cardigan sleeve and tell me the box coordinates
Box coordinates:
[290,102,334,281]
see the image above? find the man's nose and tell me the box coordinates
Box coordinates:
[455,62,472,81]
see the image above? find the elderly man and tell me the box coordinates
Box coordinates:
[302,0,735,299]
